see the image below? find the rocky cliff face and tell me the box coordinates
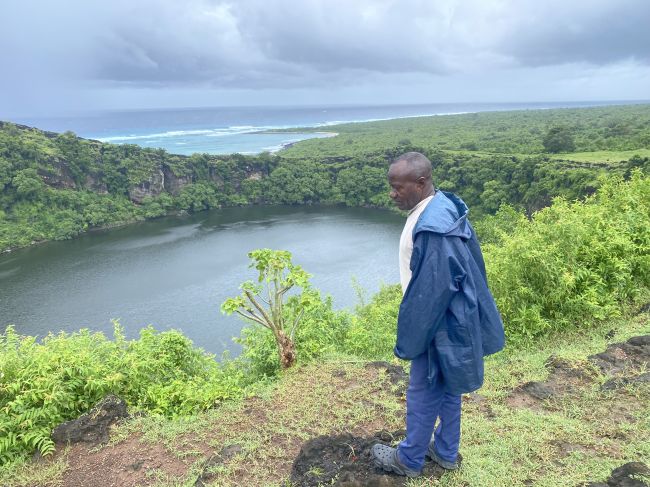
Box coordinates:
[37,158,77,190]
[162,165,193,195]
[2,121,270,205]
[128,168,166,203]
[36,157,109,194]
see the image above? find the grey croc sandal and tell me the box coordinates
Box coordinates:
[426,444,460,470]
[371,444,422,478]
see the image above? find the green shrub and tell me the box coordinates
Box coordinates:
[472,204,527,246]
[0,323,247,463]
[485,171,649,341]
[342,284,402,360]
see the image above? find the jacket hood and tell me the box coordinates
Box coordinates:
[413,191,471,239]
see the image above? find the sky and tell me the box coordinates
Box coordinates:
[1,0,649,117]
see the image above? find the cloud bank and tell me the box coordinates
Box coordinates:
[1,0,649,115]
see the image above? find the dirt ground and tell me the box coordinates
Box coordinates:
[289,430,452,487]
[14,333,650,487]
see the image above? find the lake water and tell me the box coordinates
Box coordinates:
[0,206,404,355]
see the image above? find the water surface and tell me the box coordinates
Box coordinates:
[0,206,404,355]
[10,101,622,155]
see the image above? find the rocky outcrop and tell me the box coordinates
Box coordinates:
[161,164,192,195]
[37,159,77,190]
[51,395,128,446]
[84,174,108,194]
[589,335,650,375]
[508,335,649,408]
[128,169,166,203]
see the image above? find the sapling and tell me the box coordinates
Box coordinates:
[222,249,317,369]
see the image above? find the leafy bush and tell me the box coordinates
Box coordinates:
[342,284,402,360]
[472,205,527,246]
[485,171,649,341]
[0,323,247,463]
[223,249,321,370]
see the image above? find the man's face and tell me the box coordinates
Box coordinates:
[387,161,425,211]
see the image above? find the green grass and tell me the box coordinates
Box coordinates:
[0,447,69,487]
[6,304,648,487]
[551,148,650,163]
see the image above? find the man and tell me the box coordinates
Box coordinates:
[371,152,505,477]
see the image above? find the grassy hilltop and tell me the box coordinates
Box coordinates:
[5,311,647,487]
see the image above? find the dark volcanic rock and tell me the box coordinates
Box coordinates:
[583,462,650,486]
[290,431,448,487]
[589,335,650,374]
[509,356,593,406]
[519,381,556,400]
[51,395,127,446]
[511,336,650,409]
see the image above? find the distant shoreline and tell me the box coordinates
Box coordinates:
[252,130,338,136]
[7,101,649,157]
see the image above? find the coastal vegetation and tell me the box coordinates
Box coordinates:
[1,104,649,252]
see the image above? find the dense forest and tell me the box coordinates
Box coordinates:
[1,104,649,253]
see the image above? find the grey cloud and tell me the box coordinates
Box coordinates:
[1,0,649,104]
[230,1,452,74]
[84,0,452,87]
[88,0,650,87]
[499,0,650,66]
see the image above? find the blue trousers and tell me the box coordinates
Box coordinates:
[397,352,462,471]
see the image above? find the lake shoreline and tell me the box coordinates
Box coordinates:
[0,201,400,255]
[1,204,405,355]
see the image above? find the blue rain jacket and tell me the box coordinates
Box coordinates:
[394,191,505,394]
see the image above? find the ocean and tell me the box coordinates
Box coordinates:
[11,101,631,156]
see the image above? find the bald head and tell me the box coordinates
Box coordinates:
[390,152,432,181]
[387,152,435,211]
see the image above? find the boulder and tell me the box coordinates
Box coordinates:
[589,335,650,375]
[51,395,128,446]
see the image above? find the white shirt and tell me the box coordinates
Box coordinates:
[399,194,435,294]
